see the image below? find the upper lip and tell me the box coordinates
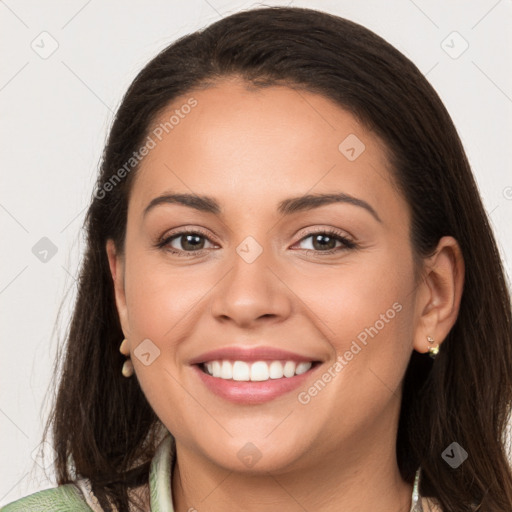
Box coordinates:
[189,346,323,365]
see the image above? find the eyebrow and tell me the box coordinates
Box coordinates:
[143,192,382,223]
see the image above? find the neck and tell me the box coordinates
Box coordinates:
[171,421,413,512]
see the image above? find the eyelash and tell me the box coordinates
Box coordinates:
[155,227,357,257]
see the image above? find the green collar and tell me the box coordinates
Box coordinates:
[148,434,176,511]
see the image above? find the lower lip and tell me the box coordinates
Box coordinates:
[191,363,322,404]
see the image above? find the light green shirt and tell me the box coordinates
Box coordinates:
[1,433,431,511]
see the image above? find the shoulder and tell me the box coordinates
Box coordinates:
[0,483,93,511]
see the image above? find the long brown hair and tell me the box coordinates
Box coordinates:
[40,6,512,510]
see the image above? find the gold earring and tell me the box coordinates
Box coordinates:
[120,338,134,377]
[426,335,439,359]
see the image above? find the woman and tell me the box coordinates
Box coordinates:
[2,5,511,511]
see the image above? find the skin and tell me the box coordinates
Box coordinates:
[106,77,464,512]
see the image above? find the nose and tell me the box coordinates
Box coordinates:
[209,241,293,329]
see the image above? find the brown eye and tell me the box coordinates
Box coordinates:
[295,229,356,253]
[170,233,207,251]
[157,229,216,255]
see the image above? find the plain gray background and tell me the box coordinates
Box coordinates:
[1,0,511,505]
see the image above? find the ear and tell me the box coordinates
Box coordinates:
[106,239,130,339]
[412,236,465,354]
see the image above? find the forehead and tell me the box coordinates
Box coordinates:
[128,79,405,226]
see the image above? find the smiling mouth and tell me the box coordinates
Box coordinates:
[196,359,322,382]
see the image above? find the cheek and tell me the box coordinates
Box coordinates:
[300,250,412,342]
[123,253,208,340]
[121,255,206,426]
[294,246,416,397]
[294,263,415,431]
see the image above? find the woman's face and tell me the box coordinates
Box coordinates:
[107,78,428,473]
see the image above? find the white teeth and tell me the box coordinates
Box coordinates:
[221,360,233,379]
[269,361,284,379]
[212,361,221,377]
[249,361,269,381]
[202,360,313,381]
[295,362,312,375]
[283,361,296,377]
[232,361,250,381]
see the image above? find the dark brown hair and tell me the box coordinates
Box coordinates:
[40,6,512,511]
